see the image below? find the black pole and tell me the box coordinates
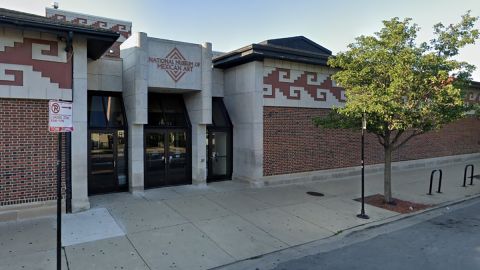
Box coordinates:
[428,170,436,195]
[57,132,62,270]
[437,169,443,193]
[463,165,474,187]
[469,165,474,186]
[65,133,72,213]
[357,113,369,219]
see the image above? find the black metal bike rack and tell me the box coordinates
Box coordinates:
[463,164,474,187]
[428,169,443,195]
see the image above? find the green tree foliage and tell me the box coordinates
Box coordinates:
[314,12,479,203]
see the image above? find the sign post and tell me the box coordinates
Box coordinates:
[48,100,73,270]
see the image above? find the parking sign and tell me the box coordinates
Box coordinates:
[49,100,74,132]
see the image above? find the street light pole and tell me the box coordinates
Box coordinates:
[357,111,369,219]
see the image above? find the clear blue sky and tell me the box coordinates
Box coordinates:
[3,0,480,79]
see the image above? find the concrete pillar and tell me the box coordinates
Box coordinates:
[128,124,144,194]
[189,42,213,185]
[121,32,149,194]
[183,42,213,185]
[71,37,90,212]
[223,61,264,185]
[201,42,213,125]
[191,124,207,185]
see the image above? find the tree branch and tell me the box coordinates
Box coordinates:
[393,130,425,150]
[376,134,386,147]
[391,130,404,145]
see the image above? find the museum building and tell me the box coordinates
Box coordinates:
[0,7,479,217]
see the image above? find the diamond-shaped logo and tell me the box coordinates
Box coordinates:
[164,48,187,82]
[148,47,200,83]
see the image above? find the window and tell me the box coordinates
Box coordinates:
[147,93,189,127]
[210,97,232,128]
[88,94,126,128]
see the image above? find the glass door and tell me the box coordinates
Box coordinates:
[144,131,167,188]
[144,129,191,188]
[89,132,116,194]
[207,131,232,181]
[87,93,128,195]
[88,131,128,195]
[207,98,232,182]
[167,130,188,186]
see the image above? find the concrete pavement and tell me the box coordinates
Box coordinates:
[0,159,479,270]
[270,197,480,270]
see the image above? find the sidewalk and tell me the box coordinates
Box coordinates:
[1,160,479,270]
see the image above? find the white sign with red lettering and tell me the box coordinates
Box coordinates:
[48,100,74,132]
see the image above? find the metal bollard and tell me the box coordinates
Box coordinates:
[437,169,443,193]
[428,169,443,195]
[428,170,436,195]
[463,164,474,187]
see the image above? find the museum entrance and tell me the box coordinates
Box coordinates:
[87,93,128,195]
[145,130,189,187]
[144,93,191,188]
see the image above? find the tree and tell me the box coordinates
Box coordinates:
[314,12,480,203]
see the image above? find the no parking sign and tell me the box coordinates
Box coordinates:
[48,100,74,132]
[48,99,74,270]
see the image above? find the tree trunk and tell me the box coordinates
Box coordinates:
[384,144,393,203]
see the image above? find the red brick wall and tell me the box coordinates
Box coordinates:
[0,99,66,206]
[263,107,480,176]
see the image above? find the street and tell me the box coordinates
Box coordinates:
[272,198,480,270]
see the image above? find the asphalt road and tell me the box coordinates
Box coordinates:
[272,199,480,270]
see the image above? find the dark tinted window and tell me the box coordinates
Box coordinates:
[148,96,166,126]
[88,95,126,128]
[89,96,107,128]
[148,94,189,127]
[105,96,125,127]
[211,98,232,128]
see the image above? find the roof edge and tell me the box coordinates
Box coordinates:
[213,43,330,69]
[0,8,120,60]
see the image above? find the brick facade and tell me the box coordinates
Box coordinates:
[263,106,480,176]
[0,99,66,206]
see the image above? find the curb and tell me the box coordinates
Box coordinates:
[342,192,480,236]
[213,193,480,270]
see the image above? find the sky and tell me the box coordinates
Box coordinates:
[2,0,480,79]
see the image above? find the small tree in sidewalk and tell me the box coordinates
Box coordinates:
[315,12,480,203]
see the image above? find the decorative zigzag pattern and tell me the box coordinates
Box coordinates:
[0,38,71,89]
[263,68,345,103]
[46,9,133,58]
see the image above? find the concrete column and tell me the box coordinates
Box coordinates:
[71,37,90,212]
[128,124,144,194]
[191,124,207,185]
[121,32,149,194]
[201,42,213,125]
[185,42,213,185]
[223,61,264,185]
[184,91,209,185]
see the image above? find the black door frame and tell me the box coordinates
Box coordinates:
[87,91,129,195]
[207,97,233,182]
[144,127,192,189]
[207,127,233,182]
[87,130,128,195]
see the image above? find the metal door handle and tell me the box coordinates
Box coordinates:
[113,160,116,167]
